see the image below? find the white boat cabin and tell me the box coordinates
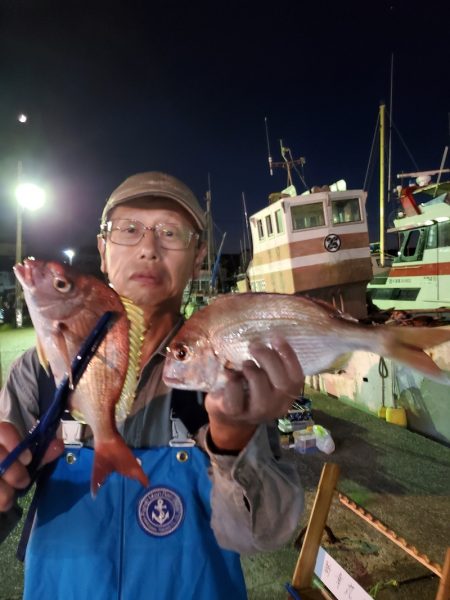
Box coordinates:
[368,179,450,311]
[244,181,373,319]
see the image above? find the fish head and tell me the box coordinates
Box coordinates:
[13,258,92,324]
[163,324,226,392]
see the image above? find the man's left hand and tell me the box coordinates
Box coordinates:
[205,336,304,452]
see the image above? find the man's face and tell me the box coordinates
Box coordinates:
[98,198,206,313]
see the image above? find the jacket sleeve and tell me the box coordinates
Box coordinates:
[197,423,304,554]
[0,348,41,540]
[0,348,41,437]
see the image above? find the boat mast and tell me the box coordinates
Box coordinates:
[379,102,386,267]
[264,118,307,190]
[387,54,394,205]
[280,139,294,187]
[204,173,215,296]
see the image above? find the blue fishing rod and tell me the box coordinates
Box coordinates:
[0,311,115,490]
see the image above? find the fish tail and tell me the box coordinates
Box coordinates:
[387,326,450,350]
[382,326,450,384]
[91,437,149,497]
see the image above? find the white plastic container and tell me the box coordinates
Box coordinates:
[293,429,317,454]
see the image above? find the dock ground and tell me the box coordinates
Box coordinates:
[243,389,450,599]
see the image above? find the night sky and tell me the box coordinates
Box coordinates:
[0,1,449,263]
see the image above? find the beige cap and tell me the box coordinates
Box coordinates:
[101,171,206,231]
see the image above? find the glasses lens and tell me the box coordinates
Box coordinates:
[108,220,143,245]
[155,223,191,249]
[105,220,196,249]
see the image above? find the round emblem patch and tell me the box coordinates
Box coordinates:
[137,486,184,537]
[324,233,341,252]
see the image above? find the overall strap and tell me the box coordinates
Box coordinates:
[36,368,57,413]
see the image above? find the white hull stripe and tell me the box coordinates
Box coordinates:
[249,247,371,277]
[253,223,370,252]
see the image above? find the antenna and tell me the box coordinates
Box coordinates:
[265,117,273,175]
[242,191,252,257]
[271,140,307,190]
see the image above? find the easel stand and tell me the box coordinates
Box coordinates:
[287,462,450,600]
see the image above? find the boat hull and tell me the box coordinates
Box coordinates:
[311,327,450,445]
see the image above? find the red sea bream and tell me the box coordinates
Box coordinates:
[14,258,148,495]
[163,293,450,392]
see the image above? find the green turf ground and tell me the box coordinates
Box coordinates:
[0,326,36,388]
[0,326,35,600]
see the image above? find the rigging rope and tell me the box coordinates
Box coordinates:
[389,114,420,172]
[363,113,380,191]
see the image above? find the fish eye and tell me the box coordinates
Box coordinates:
[53,277,72,293]
[173,342,190,362]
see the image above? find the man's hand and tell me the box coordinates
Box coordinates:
[0,422,64,511]
[205,336,304,452]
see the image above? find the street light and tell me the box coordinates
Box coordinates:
[14,181,46,328]
[63,248,75,265]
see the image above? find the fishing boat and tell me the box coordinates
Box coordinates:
[367,170,450,314]
[317,115,450,445]
[237,120,450,444]
[240,175,373,319]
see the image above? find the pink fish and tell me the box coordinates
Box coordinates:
[14,258,148,495]
[163,293,450,392]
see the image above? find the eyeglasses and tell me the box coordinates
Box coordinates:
[100,219,199,250]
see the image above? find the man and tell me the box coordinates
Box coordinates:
[0,172,304,599]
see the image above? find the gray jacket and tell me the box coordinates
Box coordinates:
[0,345,304,553]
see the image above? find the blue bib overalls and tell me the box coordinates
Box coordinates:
[24,445,247,599]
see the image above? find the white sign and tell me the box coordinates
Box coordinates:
[314,546,372,600]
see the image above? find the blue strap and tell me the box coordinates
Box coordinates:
[284,582,302,599]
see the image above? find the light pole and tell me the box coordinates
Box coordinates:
[63,248,75,265]
[14,181,46,327]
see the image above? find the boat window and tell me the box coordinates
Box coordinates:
[291,202,325,230]
[266,214,274,236]
[275,209,284,233]
[426,224,438,249]
[438,221,450,247]
[257,219,264,240]
[331,198,361,224]
[397,229,425,262]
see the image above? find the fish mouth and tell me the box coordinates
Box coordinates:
[13,258,38,290]
[162,374,194,390]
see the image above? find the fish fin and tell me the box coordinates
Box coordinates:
[384,327,450,384]
[386,325,450,350]
[52,324,74,387]
[114,297,146,422]
[36,336,50,375]
[91,437,149,497]
[69,408,87,424]
[386,343,450,384]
